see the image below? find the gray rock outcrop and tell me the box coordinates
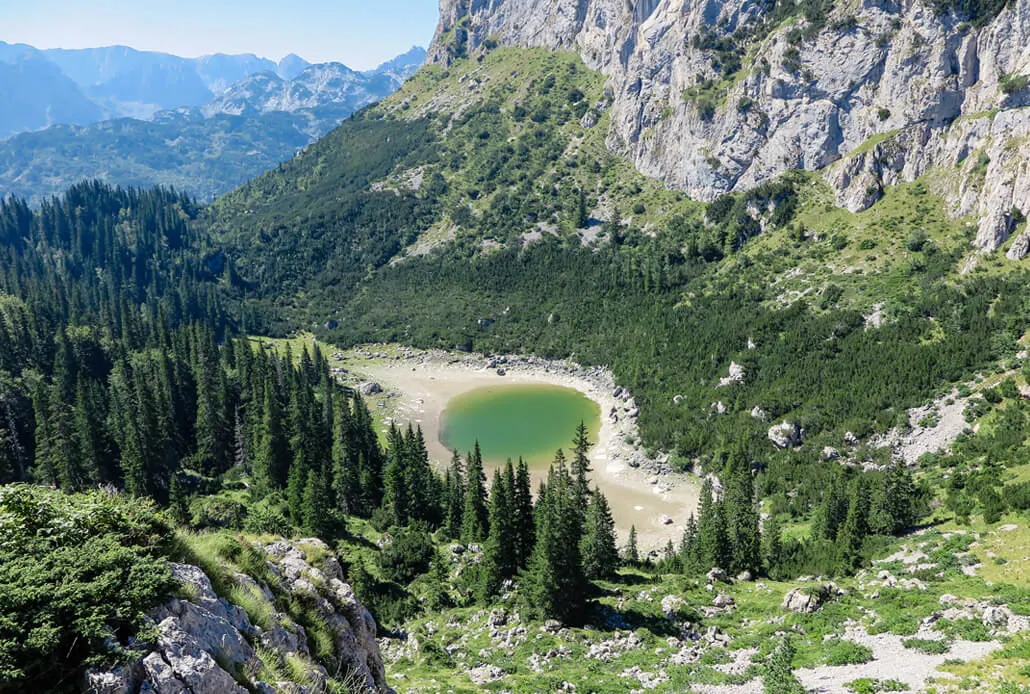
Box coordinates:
[428,0,1030,253]
[86,542,391,694]
[768,421,803,448]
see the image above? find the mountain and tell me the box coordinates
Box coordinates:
[0,52,102,138]
[277,52,312,80]
[370,45,427,81]
[203,62,401,117]
[426,0,1030,258]
[0,46,426,203]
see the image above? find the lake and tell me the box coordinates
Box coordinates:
[439,384,601,467]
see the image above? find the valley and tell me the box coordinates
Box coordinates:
[3,0,1030,692]
[333,343,701,547]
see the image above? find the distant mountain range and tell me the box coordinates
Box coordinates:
[0,43,426,202]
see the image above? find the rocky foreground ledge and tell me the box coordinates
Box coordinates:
[86,539,391,694]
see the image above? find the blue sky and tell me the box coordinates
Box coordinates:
[0,0,439,69]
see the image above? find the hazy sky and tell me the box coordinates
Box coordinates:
[0,0,440,69]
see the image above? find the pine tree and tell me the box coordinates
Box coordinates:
[480,470,517,599]
[623,524,640,564]
[443,450,465,539]
[521,458,586,624]
[762,513,784,579]
[461,442,488,544]
[727,464,761,576]
[303,465,336,539]
[513,458,536,568]
[836,477,870,572]
[571,422,592,514]
[581,489,619,580]
[255,383,289,493]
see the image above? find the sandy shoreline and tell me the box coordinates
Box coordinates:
[337,345,699,550]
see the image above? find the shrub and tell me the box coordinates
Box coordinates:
[1000,73,1029,95]
[0,486,176,691]
[825,639,874,665]
[902,637,949,654]
[379,523,436,584]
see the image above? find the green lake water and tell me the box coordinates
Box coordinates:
[439,384,601,467]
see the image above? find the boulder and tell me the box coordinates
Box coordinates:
[768,421,803,448]
[713,594,735,609]
[358,382,383,395]
[983,605,1011,629]
[781,584,841,613]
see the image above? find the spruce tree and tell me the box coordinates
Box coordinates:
[764,637,804,694]
[697,478,731,571]
[869,462,918,535]
[836,477,870,572]
[762,513,784,578]
[461,442,488,544]
[443,450,465,539]
[679,514,700,575]
[480,470,517,599]
[382,424,409,527]
[522,458,586,624]
[303,465,336,539]
[623,525,640,564]
[255,384,289,493]
[727,465,761,576]
[513,458,536,568]
[286,451,309,526]
[571,422,592,513]
[581,489,619,580]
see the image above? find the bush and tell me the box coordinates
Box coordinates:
[0,485,176,692]
[1000,73,1029,95]
[902,637,949,654]
[379,523,436,584]
[825,639,874,665]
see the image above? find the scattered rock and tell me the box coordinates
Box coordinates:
[768,421,803,448]
[358,381,383,395]
[718,361,746,387]
[469,664,506,684]
[713,594,735,609]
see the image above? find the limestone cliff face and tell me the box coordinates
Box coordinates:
[85,539,391,694]
[428,0,1030,254]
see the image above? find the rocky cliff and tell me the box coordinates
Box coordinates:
[428,0,1030,255]
[86,539,391,694]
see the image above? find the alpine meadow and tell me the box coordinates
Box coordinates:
[3,0,1030,693]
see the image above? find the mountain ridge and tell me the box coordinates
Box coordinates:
[427,0,1030,259]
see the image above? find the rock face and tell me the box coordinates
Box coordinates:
[768,421,803,448]
[428,0,1030,252]
[86,542,391,694]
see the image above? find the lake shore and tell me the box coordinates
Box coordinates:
[336,344,700,550]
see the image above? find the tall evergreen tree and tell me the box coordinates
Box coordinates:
[571,422,592,513]
[581,489,619,580]
[522,456,586,624]
[623,524,639,564]
[836,477,871,572]
[461,442,488,544]
[512,458,536,568]
[727,464,761,576]
[480,470,517,599]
